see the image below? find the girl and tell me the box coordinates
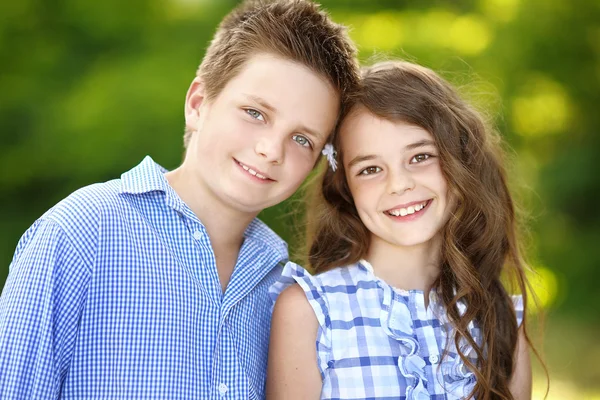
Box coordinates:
[267,61,537,399]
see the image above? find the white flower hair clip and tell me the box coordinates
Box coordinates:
[321,143,338,172]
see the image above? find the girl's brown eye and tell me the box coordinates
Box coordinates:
[411,154,431,163]
[359,166,382,175]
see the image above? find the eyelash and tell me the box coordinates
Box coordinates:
[292,134,312,149]
[359,166,382,175]
[244,108,265,121]
[410,153,433,163]
[358,154,434,175]
[244,108,313,149]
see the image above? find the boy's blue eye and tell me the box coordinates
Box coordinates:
[410,153,431,163]
[359,166,382,175]
[292,134,311,148]
[245,108,264,121]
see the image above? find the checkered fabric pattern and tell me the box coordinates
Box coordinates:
[270,260,524,400]
[0,156,287,399]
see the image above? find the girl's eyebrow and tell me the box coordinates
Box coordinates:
[347,139,436,168]
[347,155,377,169]
[405,139,436,150]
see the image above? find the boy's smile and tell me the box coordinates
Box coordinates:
[234,159,275,182]
[172,53,339,218]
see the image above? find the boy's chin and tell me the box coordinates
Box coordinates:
[220,190,286,215]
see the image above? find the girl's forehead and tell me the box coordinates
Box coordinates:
[340,109,435,149]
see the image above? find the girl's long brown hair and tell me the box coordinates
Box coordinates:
[306,61,543,399]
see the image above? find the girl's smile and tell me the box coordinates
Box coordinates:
[384,199,431,219]
[341,108,453,252]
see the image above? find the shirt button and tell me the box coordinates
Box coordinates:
[193,230,202,241]
[218,383,228,396]
[430,354,439,364]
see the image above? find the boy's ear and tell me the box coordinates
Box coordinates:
[184,78,206,131]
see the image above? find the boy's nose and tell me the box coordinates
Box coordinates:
[254,134,285,165]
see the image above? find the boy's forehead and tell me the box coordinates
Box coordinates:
[215,53,340,139]
[224,53,338,101]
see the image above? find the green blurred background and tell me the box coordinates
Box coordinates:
[1,0,598,397]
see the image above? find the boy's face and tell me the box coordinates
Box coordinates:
[183,53,339,215]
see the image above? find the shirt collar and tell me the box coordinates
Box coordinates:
[120,156,288,261]
[120,155,170,195]
[358,258,374,273]
[244,218,289,262]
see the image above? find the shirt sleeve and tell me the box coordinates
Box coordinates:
[0,218,91,399]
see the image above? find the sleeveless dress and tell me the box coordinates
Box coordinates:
[269,260,523,400]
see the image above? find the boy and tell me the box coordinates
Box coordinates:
[0,0,359,398]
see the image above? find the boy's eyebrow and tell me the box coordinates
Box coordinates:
[244,94,277,113]
[298,124,326,143]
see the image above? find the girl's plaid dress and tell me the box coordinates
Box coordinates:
[270,260,523,400]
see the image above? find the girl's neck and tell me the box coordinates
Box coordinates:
[365,235,442,294]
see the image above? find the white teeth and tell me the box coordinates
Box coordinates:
[387,201,428,217]
[239,162,268,180]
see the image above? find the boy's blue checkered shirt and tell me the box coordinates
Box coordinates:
[0,156,287,399]
[270,260,524,400]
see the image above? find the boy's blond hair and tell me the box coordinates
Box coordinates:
[184,0,359,148]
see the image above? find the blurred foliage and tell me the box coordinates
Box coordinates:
[1,0,599,396]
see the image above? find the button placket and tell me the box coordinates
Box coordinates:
[218,382,228,396]
[193,230,202,241]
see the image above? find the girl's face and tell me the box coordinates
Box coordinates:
[341,108,454,252]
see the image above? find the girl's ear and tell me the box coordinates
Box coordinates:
[184,78,206,132]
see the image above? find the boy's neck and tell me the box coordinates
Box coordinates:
[164,167,256,250]
[166,166,260,292]
[365,235,442,296]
